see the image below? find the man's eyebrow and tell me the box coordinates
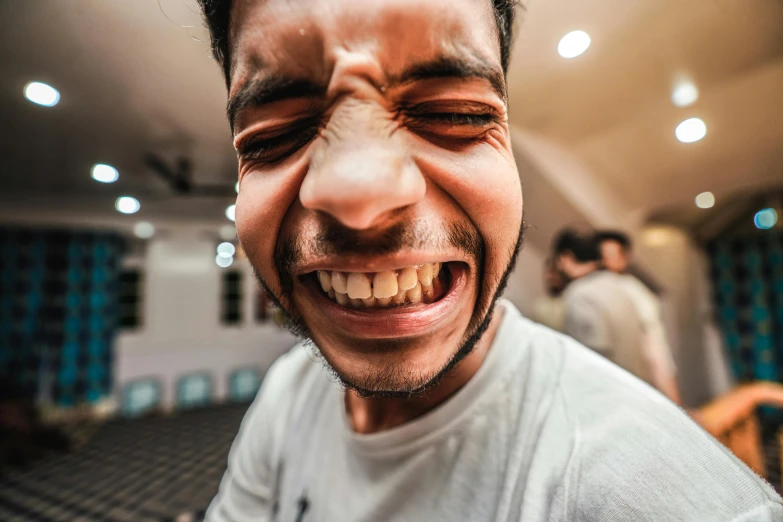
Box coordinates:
[227,76,325,131]
[390,56,507,101]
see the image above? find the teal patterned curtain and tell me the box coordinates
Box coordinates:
[707,231,783,383]
[0,228,125,406]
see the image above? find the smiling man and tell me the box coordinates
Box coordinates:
[198,0,781,520]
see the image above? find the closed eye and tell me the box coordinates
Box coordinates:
[414,112,495,126]
[237,120,320,165]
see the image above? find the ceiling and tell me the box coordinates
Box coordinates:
[508,0,783,219]
[1,0,782,230]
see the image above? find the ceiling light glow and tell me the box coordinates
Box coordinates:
[134,222,155,239]
[24,82,60,107]
[91,164,119,183]
[671,81,699,107]
[754,208,778,230]
[695,192,715,209]
[116,196,140,214]
[216,254,234,268]
[558,31,591,59]
[225,204,236,222]
[217,242,236,258]
[676,117,707,143]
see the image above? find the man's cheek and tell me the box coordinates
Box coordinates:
[236,203,282,290]
[414,148,522,257]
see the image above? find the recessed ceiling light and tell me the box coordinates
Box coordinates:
[217,242,236,258]
[134,222,155,239]
[558,31,591,59]
[225,204,236,222]
[116,196,140,214]
[24,81,60,107]
[91,164,119,183]
[671,81,699,107]
[675,117,707,143]
[754,208,778,230]
[695,191,715,209]
[216,254,234,268]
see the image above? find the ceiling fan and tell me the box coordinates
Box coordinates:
[144,153,236,199]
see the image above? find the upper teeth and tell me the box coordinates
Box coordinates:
[317,262,442,307]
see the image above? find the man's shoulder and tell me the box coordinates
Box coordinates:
[563,271,627,304]
[256,342,327,413]
[540,336,782,518]
[264,341,322,386]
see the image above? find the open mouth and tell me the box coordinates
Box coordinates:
[303,262,453,309]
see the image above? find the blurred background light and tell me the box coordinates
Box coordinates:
[91,163,119,183]
[216,242,236,258]
[24,81,60,107]
[225,204,236,222]
[219,225,236,241]
[676,117,707,143]
[695,191,715,209]
[215,254,234,268]
[558,30,591,58]
[641,227,672,247]
[235,181,239,194]
[754,208,778,230]
[115,196,140,214]
[133,221,155,239]
[671,81,699,107]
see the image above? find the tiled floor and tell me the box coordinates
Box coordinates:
[0,403,249,521]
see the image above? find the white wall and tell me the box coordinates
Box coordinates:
[636,226,733,405]
[503,243,547,318]
[115,229,298,408]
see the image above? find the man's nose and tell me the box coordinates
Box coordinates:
[299,105,426,230]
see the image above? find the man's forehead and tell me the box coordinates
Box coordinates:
[228,0,500,90]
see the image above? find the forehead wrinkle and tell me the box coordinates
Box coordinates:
[226,0,505,128]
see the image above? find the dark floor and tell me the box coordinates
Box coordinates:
[0,403,249,521]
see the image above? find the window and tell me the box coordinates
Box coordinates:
[118,269,142,329]
[221,270,243,325]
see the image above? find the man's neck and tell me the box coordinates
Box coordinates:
[568,261,599,280]
[345,305,506,434]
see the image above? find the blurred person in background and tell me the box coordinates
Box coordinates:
[595,230,681,404]
[553,229,651,383]
[196,0,781,519]
[531,257,566,331]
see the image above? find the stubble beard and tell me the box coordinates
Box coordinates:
[251,219,525,398]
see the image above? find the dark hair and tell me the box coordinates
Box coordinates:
[553,229,600,263]
[196,0,519,87]
[594,230,632,251]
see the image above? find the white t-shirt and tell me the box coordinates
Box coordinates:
[618,273,677,378]
[206,301,781,522]
[562,271,651,383]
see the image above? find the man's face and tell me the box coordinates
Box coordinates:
[600,240,629,273]
[228,0,523,395]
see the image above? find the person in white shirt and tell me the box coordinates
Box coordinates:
[531,257,566,331]
[194,0,781,519]
[553,229,652,383]
[596,230,682,404]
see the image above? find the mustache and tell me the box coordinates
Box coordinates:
[274,218,484,296]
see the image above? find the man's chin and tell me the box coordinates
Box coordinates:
[298,292,498,398]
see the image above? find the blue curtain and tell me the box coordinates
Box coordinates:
[707,231,783,383]
[0,228,125,406]
[707,232,783,384]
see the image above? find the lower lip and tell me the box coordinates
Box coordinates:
[300,264,468,339]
